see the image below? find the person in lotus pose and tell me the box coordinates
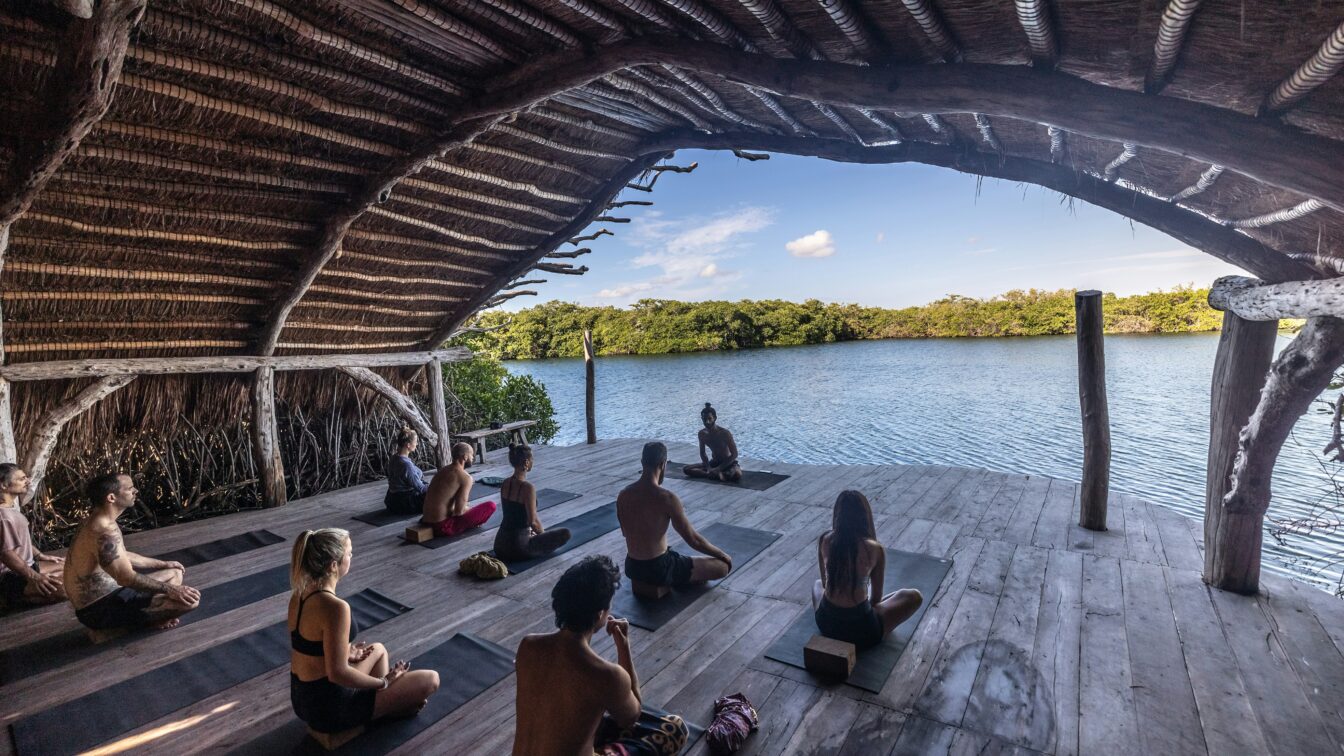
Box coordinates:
[384,428,428,516]
[682,403,742,482]
[812,490,923,649]
[421,442,496,538]
[619,442,731,589]
[0,463,66,608]
[493,444,571,562]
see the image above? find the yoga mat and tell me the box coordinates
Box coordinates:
[413,489,582,550]
[0,562,292,683]
[352,507,416,527]
[229,632,514,756]
[611,523,782,631]
[762,548,953,693]
[664,462,790,491]
[11,589,412,756]
[152,529,286,567]
[488,501,619,572]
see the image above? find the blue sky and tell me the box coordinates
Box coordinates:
[519,149,1243,310]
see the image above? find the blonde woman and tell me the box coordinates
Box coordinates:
[288,529,439,734]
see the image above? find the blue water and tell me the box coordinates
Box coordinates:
[507,334,1344,593]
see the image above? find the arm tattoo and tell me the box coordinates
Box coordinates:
[128,572,168,595]
[97,532,123,567]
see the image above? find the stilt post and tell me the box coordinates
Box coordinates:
[427,358,452,468]
[584,329,596,445]
[250,366,286,508]
[1075,290,1111,530]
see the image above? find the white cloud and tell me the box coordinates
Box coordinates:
[786,230,836,258]
[875,231,885,243]
[699,263,719,278]
[596,281,654,299]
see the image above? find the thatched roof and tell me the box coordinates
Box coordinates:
[2,0,1343,370]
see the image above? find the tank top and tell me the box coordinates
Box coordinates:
[290,589,359,657]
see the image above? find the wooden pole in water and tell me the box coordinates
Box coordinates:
[1075,291,1110,530]
[1203,312,1278,593]
[584,330,596,445]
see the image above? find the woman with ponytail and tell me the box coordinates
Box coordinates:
[493,444,571,562]
[288,529,438,734]
[812,491,923,649]
[384,428,428,515]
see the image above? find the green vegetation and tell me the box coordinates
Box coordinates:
[454,287,1226,360]
[443,357,558,445]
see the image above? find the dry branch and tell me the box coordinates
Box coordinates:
[22,375,136,505]
[548,247,592,259]
[570,229,614,244]
[337,366,437,448]
[1209,276,1344,320]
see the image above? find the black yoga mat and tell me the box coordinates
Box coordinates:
[229,632,514,756]
[488,501,619,572]
[10,589,412,756]
[352,506,417,527]
[152,529,286,567]
[413,489,582,550]
[0,562,292,683]
[664,461,790,491]
[611,523,782,631]
[763,548,953,693]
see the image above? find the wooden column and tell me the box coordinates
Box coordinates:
[426,358,452,468]
[21,374,134,506]
[0,378,15,463]
[1075,291,1111,530]
[250,367,286,508]
[584,330,596,445]
[1203,312,1278,593]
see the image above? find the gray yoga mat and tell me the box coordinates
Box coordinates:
[665,461,790,491]
[610,523,781,631]
[152,529,286,567]
[10,589,412,756]
[412,489,582,549]
[488,501,620,572]
[0,562,292,683]
[763,548,953,693]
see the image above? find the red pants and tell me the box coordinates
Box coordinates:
[431,501,497,538]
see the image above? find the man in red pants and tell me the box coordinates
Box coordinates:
[421,442,496,538]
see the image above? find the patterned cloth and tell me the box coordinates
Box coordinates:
[594,711,688,756]
[706,693,758,755]
[458,552,508,580]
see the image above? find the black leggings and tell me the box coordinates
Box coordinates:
[492,527,571,562]
[384,489,424,515]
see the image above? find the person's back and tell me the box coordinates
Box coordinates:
[512,633,619,756]
[619,442,732,589]
[64,510,120,609]
[616,480,674,562]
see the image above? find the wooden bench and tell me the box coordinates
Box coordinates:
[453,420,537,462]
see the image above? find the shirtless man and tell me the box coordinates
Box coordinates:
[0,463,65,607]
[681,403,742,483]
[511,555,688,756]
[64,474,199,631]
[420,442,496,538]
[618,442,731,589]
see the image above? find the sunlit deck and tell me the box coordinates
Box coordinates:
[2,439,1341,755]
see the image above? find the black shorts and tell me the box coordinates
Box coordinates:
[0,565,32,607]
[384,489,425,515]
[75,587,155,630]
[814,598,884,649]
[625,549,694,588]
[291,674,377,733]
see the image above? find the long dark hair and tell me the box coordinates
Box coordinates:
[826,490,876,593]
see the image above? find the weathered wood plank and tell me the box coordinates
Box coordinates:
[1077,555,1140,756]
[1032,547,1084,756]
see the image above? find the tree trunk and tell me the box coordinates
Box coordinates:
[1076,291,1110,531]
[427,358,452,468]
[21,374,135,506]
[1209,275,1344,320]
[250,366,286,508]
[1203,313,1278,594]
[338,366,437,448]
[584,330,596,444]
[0,377,15,463]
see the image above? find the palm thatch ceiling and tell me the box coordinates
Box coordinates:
[3,0,1344,366]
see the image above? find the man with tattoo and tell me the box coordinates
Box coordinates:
[64,474,200,632]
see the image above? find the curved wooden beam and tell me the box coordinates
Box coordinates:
[21,375,136,506]
[477,39,1344,212]
[1209,275,1344,320]
[338,366,437,448]
[639,130,1322,284]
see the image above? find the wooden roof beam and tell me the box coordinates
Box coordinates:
[1102,143,1138,181]
[1169,164,1224,202]
[1146,0,1203,94]
[638,130,1322,284]
[471,39,1344,212]
[1263,21,1344,114]
[1014,0,1058,68]
[0,348,471,382]
[1224,199,1326,229]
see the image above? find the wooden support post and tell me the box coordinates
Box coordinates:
[250,366,286,508]
[584,330,596,445]
[1075,291,1111,531]
[0,378,15,462]
[21,374,134,506]
[426,358,452,468]
[1203,312,1278,594]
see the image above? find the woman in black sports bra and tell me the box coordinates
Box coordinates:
[493,444,571,562]
[288,528,439,734]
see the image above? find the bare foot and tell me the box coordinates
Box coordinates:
[153,618,181,630]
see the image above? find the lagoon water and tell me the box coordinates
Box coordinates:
[507,333,1344,593]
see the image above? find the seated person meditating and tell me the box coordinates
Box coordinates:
[812,490,923,650]
[493,444,571,562]
[618,442,731,589]
[682,403,742,482]
[0,463,66,607]
[511,555,688,756]
[64,474,200,631]
[289,528,439,734]
[420,442,496,538]
[384,428,428,515]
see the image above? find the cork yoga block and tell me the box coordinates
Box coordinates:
[309,725,365,750]
[803,634,856,680]
[631,580,670,599]
[404,525,434,543]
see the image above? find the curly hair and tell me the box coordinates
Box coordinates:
[551,555,621,632]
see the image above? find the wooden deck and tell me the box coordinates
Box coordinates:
[3,439,1342,755]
